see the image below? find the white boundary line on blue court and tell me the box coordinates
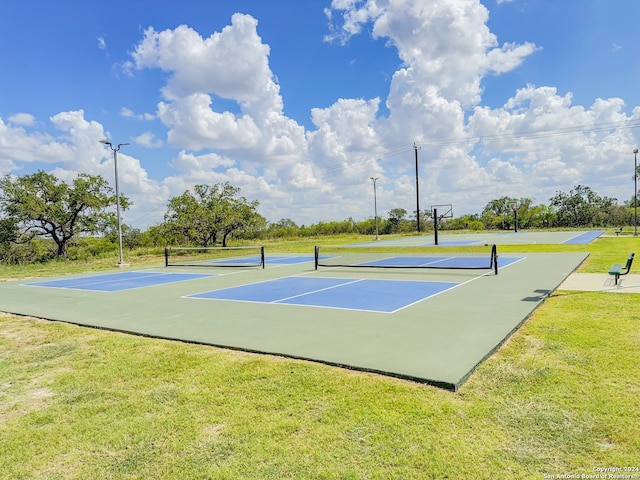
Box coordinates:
[385,282,460,313]
[22,271,217,292]
[278,277,461,314]
[183,274,465,314]
[183,276,358,302]
[21,271,164,291]
[273,278,363,303]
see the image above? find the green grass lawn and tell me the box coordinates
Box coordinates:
[1,231,639,478]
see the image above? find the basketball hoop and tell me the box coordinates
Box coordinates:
[430,204,453,245]
[509,202,518,232]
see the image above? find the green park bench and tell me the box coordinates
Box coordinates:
[608,253,634,285]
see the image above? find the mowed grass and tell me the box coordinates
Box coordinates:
[1,231,639,478]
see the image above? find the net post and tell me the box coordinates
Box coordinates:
[314,246,319,270]
[260,246,265,269]
[164,247,169,268]
[491,244,498,275]
[433,208,439,245]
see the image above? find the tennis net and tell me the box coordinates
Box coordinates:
[314,244,498,274]
[165,246,265,268]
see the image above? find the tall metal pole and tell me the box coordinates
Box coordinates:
[100,140,129,266]
[370,177,379,240]
[414,143,420,232]
[634,148,638,236]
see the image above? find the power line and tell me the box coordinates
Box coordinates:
[415,118,640,150]
[125,118,640,223]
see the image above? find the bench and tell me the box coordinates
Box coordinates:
[608,253,634,285]
[615,226,624,236]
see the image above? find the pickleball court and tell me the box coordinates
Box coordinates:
[0,232,595,390]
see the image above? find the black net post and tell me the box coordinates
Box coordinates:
[260,246,265,269]
[314,246,319,270]
[164,247,170,267]
[491,244,498,275]
[433,208,439,245]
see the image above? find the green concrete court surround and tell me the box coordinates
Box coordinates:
[0,247,588,391]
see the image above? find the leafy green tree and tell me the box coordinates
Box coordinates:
[0,216,18,246]
[528,204,557,228]
[122,227,145,250]
[164,187,211,245]
[481,196,518,230]
[0,216,21,263]
[443,214,484,230]
[383,208,409,234]
[606,204,630,228]
[355,217,382,236]
[266,219,300,238]
[624,194,639,208]
[144,223,179,247]
[412,209,433,232]
[219,193,265,245]
[550,185,616,227]
[163,182,264,247]
[0,170,128,256]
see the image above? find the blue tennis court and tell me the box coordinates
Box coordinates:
[25,271,214,292]
[187,276,459,313]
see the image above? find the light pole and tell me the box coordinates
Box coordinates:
[414,143,421,232]
[370,177,379,240]
[634,148,638,236]
[100,140,129,266]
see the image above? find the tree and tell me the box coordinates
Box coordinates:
[444,214,484,230]
[550,185,616,227]
[528,204,557,228]
[383,208,409,234]
[163,187,215,246]
[266,219,300,238]
[219,193,265,246]
[0,170,128,256]
[0,216,18,246]
[163,182,264,247]
[144,223,178,247]
[481,196,518,230]
[413,209,433,232]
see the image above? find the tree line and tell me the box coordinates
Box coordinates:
[0,171,264,264]
[0,170,638,264]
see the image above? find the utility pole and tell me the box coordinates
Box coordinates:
[414,143,421,232]
[634,148,638,236]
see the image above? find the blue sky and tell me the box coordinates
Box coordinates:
[1,0,639,228]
